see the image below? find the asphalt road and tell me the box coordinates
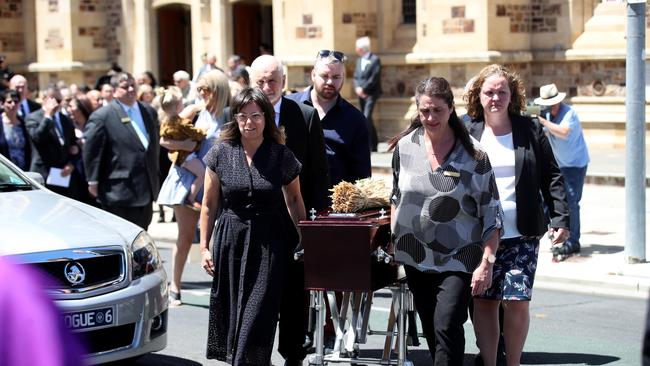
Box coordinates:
[115,238,648,366]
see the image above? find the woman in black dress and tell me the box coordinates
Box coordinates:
[199,87,306,365]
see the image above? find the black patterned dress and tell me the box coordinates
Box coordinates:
[203,139,301,365]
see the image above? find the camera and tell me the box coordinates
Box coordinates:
[523,104,551,118]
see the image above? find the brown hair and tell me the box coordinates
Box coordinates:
[463,64,526,120]
[218,87,285,145]
[387,76,476,158]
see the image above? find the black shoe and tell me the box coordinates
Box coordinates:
[171,214,176,223]
[284,359,303,366]
[157,215,165,223]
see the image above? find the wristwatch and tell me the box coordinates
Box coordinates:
[483,254,496,264]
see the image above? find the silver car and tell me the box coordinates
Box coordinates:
[0,154,168,364]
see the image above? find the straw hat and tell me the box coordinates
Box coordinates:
[534,83,566,106]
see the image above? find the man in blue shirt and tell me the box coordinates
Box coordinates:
[287,50,371,188]
[535,83,590,255]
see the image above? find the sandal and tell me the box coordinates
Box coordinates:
[169,290,182,307]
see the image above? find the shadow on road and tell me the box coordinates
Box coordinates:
[135,353,203,365]
[521,352,619,365]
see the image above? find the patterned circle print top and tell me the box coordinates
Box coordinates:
[390,127,502,273]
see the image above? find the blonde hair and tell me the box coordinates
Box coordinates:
[160,86,183,117]
[137,84,153,101]
[198,70,230,115]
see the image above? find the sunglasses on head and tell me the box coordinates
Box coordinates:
[317,50,346,62]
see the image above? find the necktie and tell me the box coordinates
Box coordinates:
[127,107,149,149]
[53,113,65,145]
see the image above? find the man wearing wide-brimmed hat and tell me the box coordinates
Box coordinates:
[534,83,589,256]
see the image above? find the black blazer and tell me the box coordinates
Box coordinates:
[466,114,569,236]
[0,115,31,171]
[353,53,382,96]
[18,98,41,118]
[25,109,78,179]
[279,96,330,212]
[83,101,160,207]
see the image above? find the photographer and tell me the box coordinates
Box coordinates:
[534,83,589,256]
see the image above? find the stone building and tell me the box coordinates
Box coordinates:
[0,0,646,147]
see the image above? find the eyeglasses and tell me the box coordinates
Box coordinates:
[234,112,264,123]
[317,50,346,63]
[196,86,211,93]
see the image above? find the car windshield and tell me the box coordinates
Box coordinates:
[0,159,34,191]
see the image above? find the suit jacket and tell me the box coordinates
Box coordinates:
[466,114,569,236]
[279,96,330,212]
[83,100,160,207]
[353,53,382,96]
[25,109,77,179]
[17,99,41,118]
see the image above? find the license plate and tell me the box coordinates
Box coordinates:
[63,307,115,331]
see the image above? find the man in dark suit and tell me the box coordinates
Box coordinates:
[9,74,41,118]
[83,72,159,230]
[250,55,330,366]
[25,85,84,200]
[353,36,381,152]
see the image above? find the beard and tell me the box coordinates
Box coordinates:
[316,85,339,101]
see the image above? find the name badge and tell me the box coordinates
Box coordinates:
[443,171,460,177]
[121,117,131,124]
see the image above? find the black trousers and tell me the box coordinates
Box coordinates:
[104,204,153,231]
[405,266,472,366]
[278,258,309,361]
[359,94,379,151]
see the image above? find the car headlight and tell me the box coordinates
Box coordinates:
[131,231,162,279]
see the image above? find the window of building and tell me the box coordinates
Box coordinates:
[402,0,416,24]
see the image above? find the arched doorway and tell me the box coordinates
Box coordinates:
[157,4,192,86]
[232,2,273,65]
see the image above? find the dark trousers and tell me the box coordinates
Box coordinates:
[278,259,309,361]
[560,166,587,247]
[405,266,471,366]
[359,94,379,151]
[104,204,153,231]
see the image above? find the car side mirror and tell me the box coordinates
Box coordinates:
[25,172,45,185]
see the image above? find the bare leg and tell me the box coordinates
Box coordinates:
[169,205,199,305]
[181,158,205,205]
[502,301,530,366]
[473,298,501,366]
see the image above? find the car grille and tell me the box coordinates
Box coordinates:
[18,247,126,294]
[79,323,136,354]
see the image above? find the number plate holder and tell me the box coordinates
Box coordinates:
[63,306,115,331]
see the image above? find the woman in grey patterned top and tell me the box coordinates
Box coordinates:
[388,77,502,365]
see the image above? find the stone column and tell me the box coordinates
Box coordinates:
[210,0,232,70]
[30,0,75,87]
[132,0,153,74]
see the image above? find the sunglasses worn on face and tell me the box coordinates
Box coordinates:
[317,50,346,62]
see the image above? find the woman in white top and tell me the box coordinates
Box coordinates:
[463,64,569,366]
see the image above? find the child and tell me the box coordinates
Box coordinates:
[160,86,207,210]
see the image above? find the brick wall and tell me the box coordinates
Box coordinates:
[0,0,22,18]
[0,32,24,52]
[496,0,562,33]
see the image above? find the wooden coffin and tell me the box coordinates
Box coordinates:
[299,208,397,292]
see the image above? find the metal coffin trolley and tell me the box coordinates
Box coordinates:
[298,208,415,366]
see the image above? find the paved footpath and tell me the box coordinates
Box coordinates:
[149,145,650,300]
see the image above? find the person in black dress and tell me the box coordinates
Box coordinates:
[199,87,306,365]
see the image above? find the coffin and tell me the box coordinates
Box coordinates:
[299,208,397,292]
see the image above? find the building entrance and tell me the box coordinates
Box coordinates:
[157,4,192,86]
[232,2,273,65]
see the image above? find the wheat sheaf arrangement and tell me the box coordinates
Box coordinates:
[330,178,391,213]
